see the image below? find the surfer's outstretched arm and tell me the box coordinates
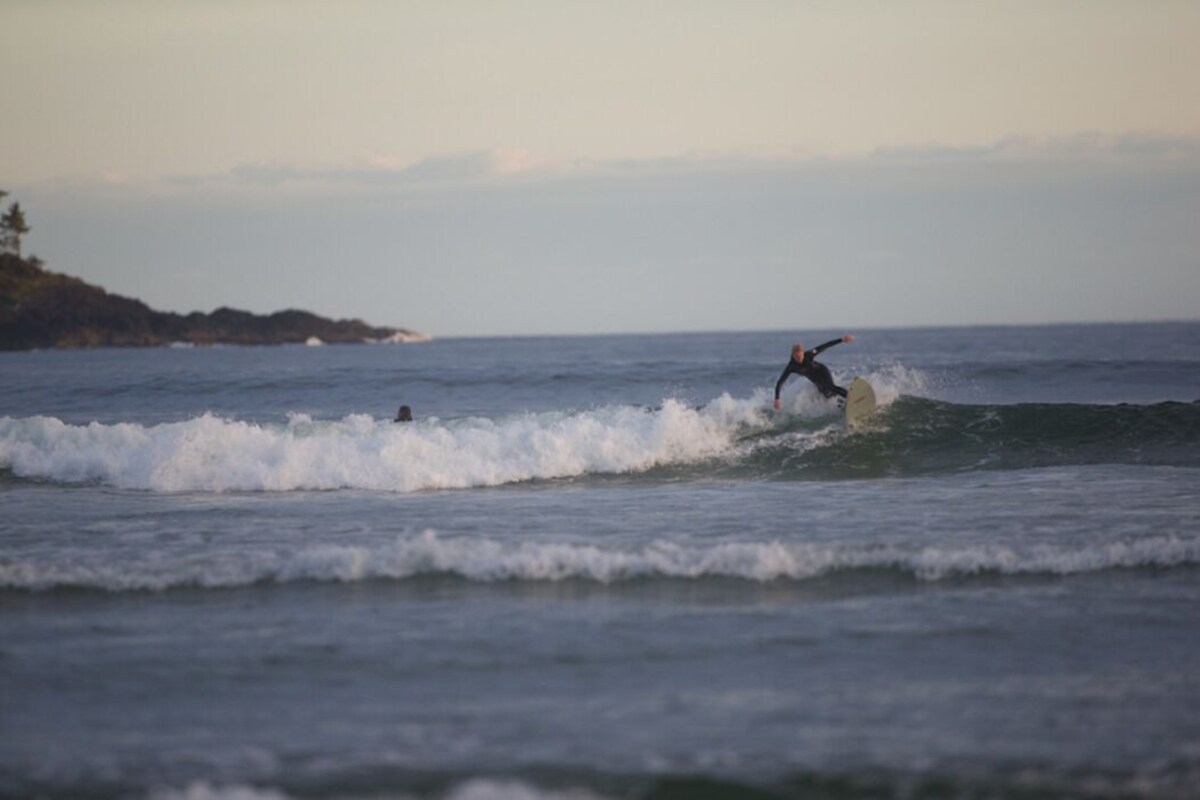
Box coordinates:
[811,334,855,356]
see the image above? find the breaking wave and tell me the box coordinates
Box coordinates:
[1,369,1196,492]
[0,394,771,492]
[4,529,1198,592]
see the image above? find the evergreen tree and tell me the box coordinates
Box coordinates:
[1,201,31,257]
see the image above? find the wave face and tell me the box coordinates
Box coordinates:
[745,397,1200,480]
[1,392,1198,492]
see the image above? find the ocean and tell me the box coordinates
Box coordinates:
[2,322,1198,800]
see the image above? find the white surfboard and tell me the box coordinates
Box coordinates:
[844,377,877,429]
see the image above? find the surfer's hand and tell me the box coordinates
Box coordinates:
[843,334,855,343]
[773,399,782,411]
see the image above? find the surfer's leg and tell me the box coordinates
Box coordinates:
[814,369,848,408]
[815,382,847,408]
[812,365,847,399]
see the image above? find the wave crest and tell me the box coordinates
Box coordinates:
[4,530,1197,593]
[0,397,775,492]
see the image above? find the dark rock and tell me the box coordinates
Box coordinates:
[0,254,423,350]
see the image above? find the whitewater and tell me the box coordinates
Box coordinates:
[0,369,924,493]
[3,323,1199,800]
[0,396,766,492]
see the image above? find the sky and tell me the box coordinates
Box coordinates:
[2,0,1199,336]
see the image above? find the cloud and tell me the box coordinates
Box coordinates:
[871,132,1200,163]
[210,148,553,189]
[17,132,1200,202]
[216,133,1200,189]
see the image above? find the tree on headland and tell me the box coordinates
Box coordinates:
[1,197,32,258]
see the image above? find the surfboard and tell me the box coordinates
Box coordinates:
[845,377,876,429]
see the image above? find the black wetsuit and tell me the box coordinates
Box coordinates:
[774,338,847,401]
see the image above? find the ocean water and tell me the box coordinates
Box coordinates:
[1,323,1199,800]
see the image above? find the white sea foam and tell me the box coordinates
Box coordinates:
[0,396,770,493]
[4,530,1197,592]
[152,784,290,800]
[445,780,613,800]
[150,781,613,800]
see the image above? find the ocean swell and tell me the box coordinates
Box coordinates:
[4,530,1198,593]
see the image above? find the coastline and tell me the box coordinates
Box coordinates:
[0,253,428,351]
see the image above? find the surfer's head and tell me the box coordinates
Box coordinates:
[792,343,805,359]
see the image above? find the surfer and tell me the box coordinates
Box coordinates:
[773,335,855,411]
[394,405,413,422]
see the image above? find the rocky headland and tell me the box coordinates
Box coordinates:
[0,254,427,350]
